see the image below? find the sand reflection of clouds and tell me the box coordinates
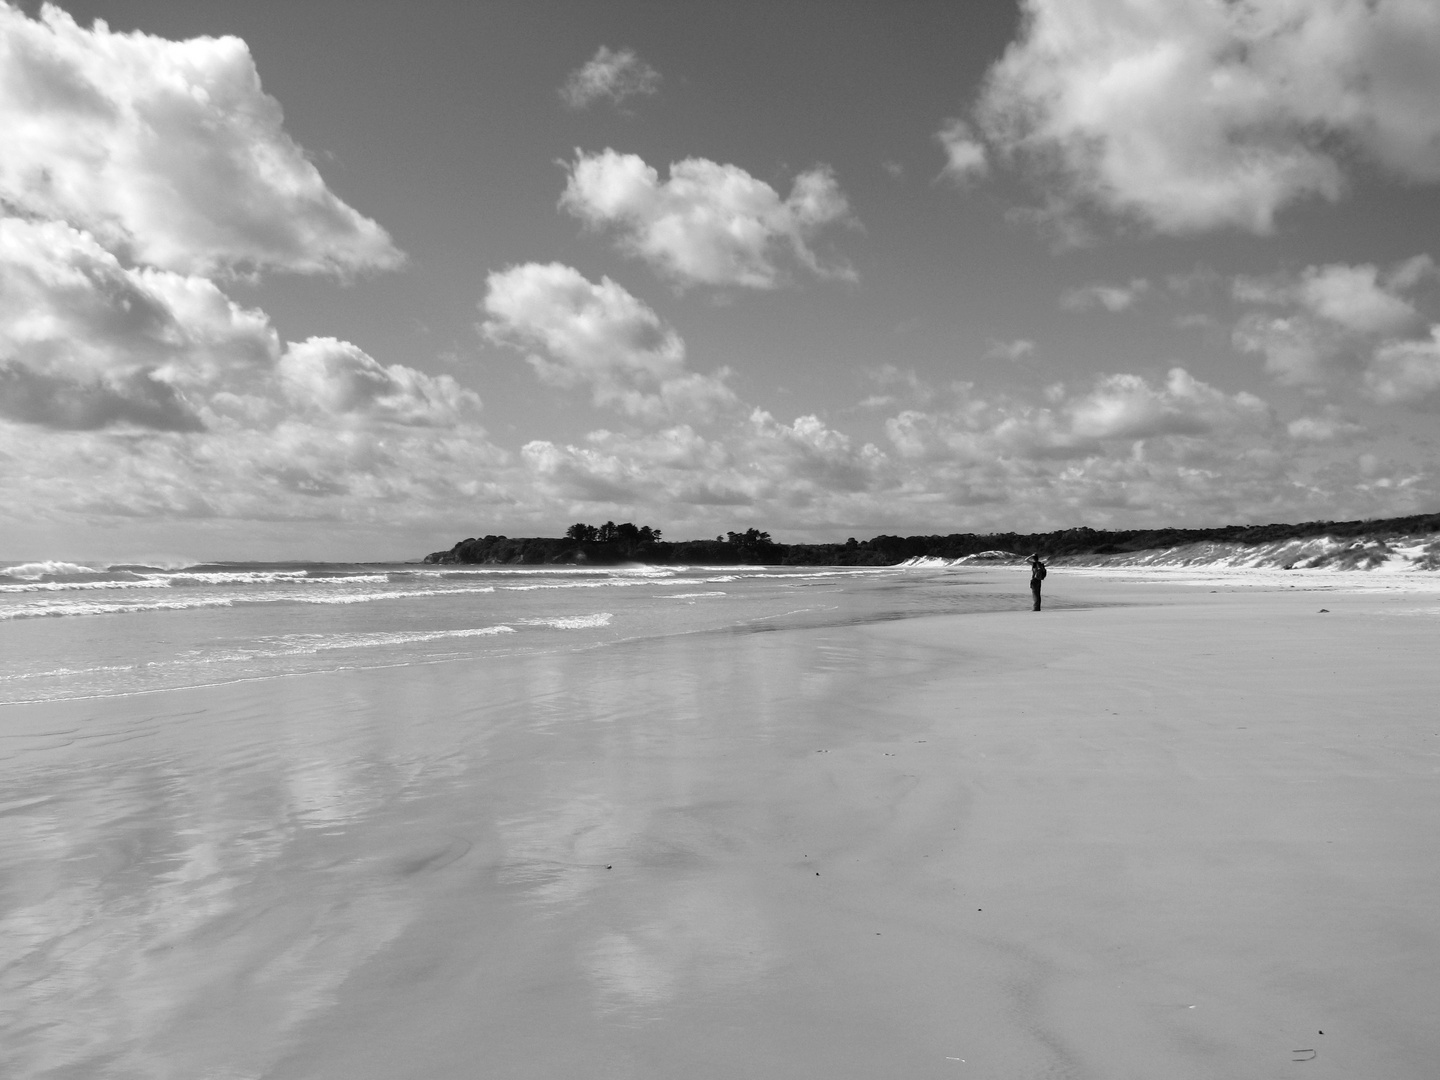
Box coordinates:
[584,880,772,1019]
[0,745,425,1079]
[496,792,635,906]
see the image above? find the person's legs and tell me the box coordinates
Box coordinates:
[1031,582,1042,611]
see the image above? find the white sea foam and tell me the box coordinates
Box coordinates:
[0,578,171,594]
[0,597,239,620]
[500,578,665,592]
[0,584,500,619]
[285,584,497,605]
[520,614,614,629]
[244,625,519,657]
[0,663,138,683]
[664,592,726,599]
[0,570,397,593]
[159,571,390,586]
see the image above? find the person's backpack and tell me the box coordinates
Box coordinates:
[1034,563,1047,579]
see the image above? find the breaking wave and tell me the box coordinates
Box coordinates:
[0,561,105,580]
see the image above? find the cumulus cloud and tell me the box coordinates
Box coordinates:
[1061,279,1150,313]
[481,262,737,421]
[0,360,201,431]
[935,118,988,182]
[278,338,481,427]
[1364,328,1440,407]
[1234,262,1422,335]
[963,0,1440,235]
[885,368,1270,462]
[1233,314,1339,388]
[0,216,477,442]
[0,2,402,276]
[1232,256,1437,393]
[559,46,660,109]
[0,215,274,428]
[560,149,856,288]
[0,6,510,548]
[519,410,889,520]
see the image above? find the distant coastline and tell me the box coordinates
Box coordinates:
[425,512,1440,571]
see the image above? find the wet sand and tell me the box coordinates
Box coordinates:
[2,569,1437,1079]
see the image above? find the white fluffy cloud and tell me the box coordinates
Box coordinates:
[885,368,1270,462]
[481,262,737,421]
[1364,328,1440,407]
[503,367,1433,537]
[0,216,274,430]
[1232,256,1438,393]
[519,411,890,522]
[0,2,401,276]
[1233,262,1423,335]
[967,0,1440,234]
[559,46,660,109]
[0,5,510,547]
[278,338,480,427]
[0,215,472,434]
[560,149,856,288]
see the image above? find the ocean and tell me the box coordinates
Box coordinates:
[0,559,1037,706]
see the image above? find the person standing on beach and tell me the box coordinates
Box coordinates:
[1029,553,1046,611]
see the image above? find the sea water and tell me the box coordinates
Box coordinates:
[0,560,1032,706]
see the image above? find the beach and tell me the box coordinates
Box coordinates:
[2,567,1437,1079]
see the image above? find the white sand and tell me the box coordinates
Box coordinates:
[3,568,1437,1079]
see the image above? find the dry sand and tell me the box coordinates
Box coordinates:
[3,569,1437,1079]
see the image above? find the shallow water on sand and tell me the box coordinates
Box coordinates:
[0,562,1047,705]
[0,565,1049,1079]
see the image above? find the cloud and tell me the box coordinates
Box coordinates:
[1232,314,1339,388]
[0,8,505,547]
[559,46,660,110]
[985,339,1036,361]
[1364,327,1440,407]
[278,338,481,427]
[1234,262,1422,335]
[1286,408,1367,444]
[0,2,402,276]
[520,410,890,520]
[480,262,737,421]
[935,118,988,183]
[1070,368,1270,440]
[1061,278,1150,313]
[0,360,201,431]
[560,149,856,288]
[966,0,1440,235]
[0,215,276,425]
[1,216,469,432]
[1231,256,1436,392]
[885,368,1271,462]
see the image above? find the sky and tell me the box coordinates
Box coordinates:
[3,0,1440,562]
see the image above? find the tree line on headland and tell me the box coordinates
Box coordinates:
[424,512,1440,566]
